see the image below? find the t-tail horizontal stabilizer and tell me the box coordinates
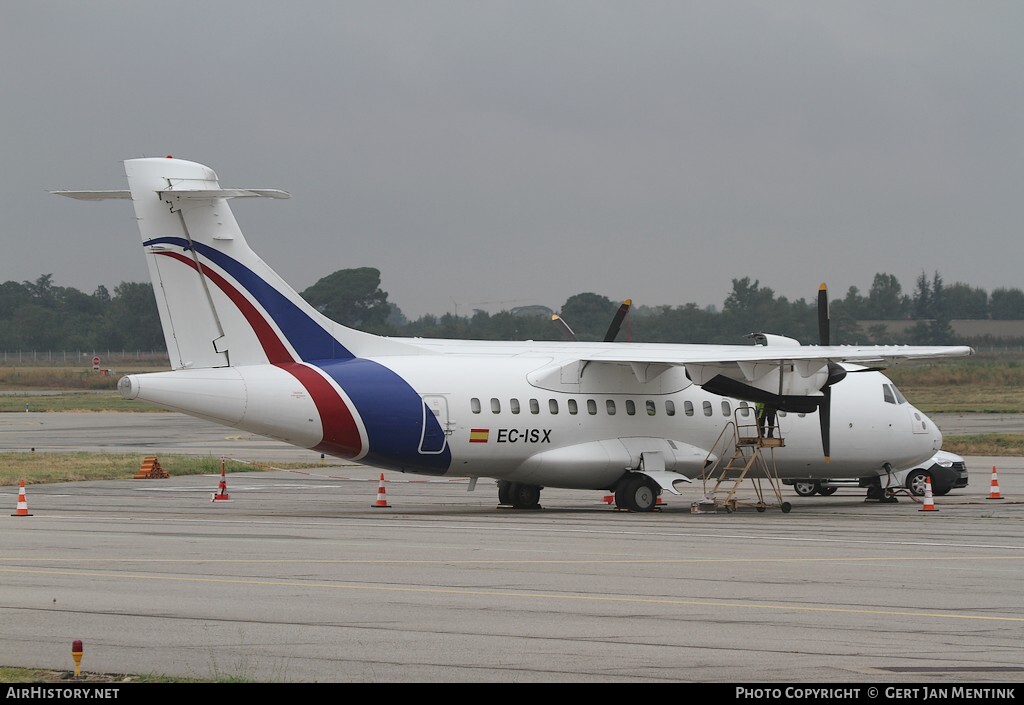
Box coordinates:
[54,156,419,370]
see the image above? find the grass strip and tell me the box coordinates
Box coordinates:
[0,452,318,486]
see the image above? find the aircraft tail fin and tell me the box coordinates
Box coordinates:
[58,157,417,369]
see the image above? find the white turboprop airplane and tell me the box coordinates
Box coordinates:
[56,157,973,512]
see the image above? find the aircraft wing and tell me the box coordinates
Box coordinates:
[571,344,973,398]
[577,343,970,365]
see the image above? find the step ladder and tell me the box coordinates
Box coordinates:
[692,412,791,514]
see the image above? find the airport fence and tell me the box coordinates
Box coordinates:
[0,351,170,366]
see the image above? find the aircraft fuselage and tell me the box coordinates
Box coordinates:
[121,349,939,491]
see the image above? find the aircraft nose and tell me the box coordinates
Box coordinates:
[922,411,943,451]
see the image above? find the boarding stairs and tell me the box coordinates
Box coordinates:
[692,411,791,514]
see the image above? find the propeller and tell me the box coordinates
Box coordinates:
[817,283,830,347]
[551,299,632,342]
[817,283,851,463]
[817,283,834,462]
[604,299,632,342]
[816,283,888,461]
[551,314,577,341]
[817,283,831,462]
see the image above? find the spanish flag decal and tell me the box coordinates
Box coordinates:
[469,428,489,443]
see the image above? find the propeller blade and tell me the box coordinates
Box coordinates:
[817,282,829,346]
[816,284,834,462]
[604,299,632,342]
[819,387,831,463]
[551,314,577,341]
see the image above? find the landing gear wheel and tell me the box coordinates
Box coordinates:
[817,486,838,496]
[497,480,512,506]
[793,480,818,497]
[508,482,541,509]
[781,502,792,513]
[623,475,658,512]
[756,505,766,513]
[906,470,929,497]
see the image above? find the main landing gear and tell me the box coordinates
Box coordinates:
[613,474,660,512]
[497,474,663,513]
[497,480,542,509]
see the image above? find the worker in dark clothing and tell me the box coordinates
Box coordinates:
[757,402,777,438]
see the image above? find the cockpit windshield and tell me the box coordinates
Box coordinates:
[882,383,907,405]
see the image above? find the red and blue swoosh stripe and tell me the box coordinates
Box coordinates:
[146,237,450,474]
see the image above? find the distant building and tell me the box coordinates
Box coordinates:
[857,320,1024,341]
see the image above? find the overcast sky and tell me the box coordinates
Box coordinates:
[3,1,1022,321]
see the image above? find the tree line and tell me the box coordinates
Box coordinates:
[3,268,1024,352]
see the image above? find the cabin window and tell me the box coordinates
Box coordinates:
[738,402,751,417]
[626,400,636,416]
[587,399,598,415]
[568,399,578,415]
[471,398,481,414]
[684,401,694,416]
[510,398,521,415]
[646,400,656,416]
[721,401,731,416]
[490,398,501,414]
[549,399,559,414]
[702,401,713,416]
[529,398,540,414]
[665,400,675,416]
[606,400,617,415]
[882,385,896,405]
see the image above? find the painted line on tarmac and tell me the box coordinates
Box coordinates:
[1,555,1022,566]
[137,485,351,492]
[2,565,1022,624]
[16,514,1024,552]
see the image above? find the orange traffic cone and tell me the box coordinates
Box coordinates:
[988,467,1003,500]
[11,480,32,517]
[211,459,231,502]
[919,476,938,512]
[372,473,391,508]
[602,493,615,505]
